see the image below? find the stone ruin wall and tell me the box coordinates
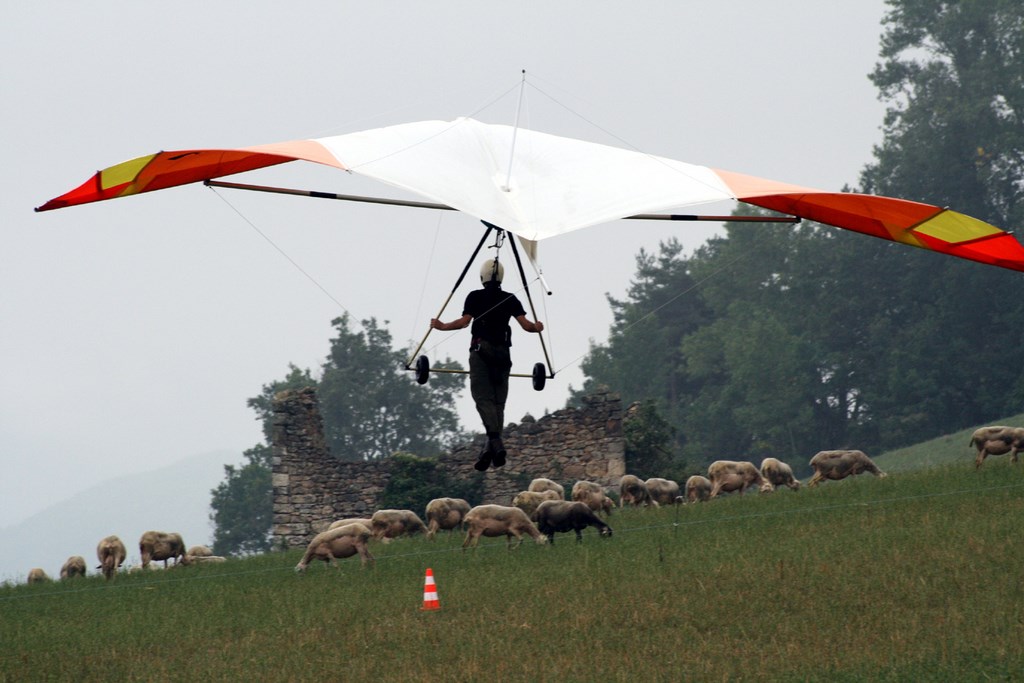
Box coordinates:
[271,386,625,548]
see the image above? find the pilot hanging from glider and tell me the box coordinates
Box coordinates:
[431,256,544,471]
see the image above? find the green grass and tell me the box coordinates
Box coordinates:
[4,462,1024,681]
[874,412,1024,472]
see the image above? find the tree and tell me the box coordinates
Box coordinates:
[209,444,274,556]
[862,0,1024,227]
[317,314,465,460]
[378,452,483,514]
[573,239,712,452]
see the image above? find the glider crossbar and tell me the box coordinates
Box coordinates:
[205,180,800,223]
[205,179,456,211]
[629,213,800,223]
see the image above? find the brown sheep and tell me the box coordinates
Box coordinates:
[760,458,801,492]
[527,478,565,499]
[685,475,712,503]
[139,531,187,569]
[619,474,658,507]
[708,461,773,498]
[645,477,681,506]
[96,535,127,580]
[369,509,428,542]
[462,504,547,550]
[424,498,472,540]
[295,523,375,572]
[808,450,886,487]
[27,568,50,584]
[511,490,562,520]
[571,480,615,516]
[969,426,1024,469]
[535,500,613,544]
[60,555,87,580]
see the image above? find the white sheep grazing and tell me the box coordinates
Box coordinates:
[760,458,801,492]
[60,555,87,579]
[527,478,565,499]
[645,478,681,506]
[295,523,375,572]
[511,489,562,520]
[328,518,373,531]
[139,531,187,569]
[185,545,227,564]
[27,568,50,584]
[369,509,428,542]
[571,480,615,516]
[462,504,548,550]
[424,498,471,540]
[96,535,127,580]
[685,475,712,503]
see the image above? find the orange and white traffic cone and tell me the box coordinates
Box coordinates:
[420,568,440,611]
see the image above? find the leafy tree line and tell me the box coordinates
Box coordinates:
[576,0,1024,476]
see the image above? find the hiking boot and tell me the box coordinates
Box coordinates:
[474,449,492,472]
[488,437,506,468]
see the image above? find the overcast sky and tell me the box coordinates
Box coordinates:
[3,1,889,527]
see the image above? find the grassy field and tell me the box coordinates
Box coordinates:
[3,461,1024,681]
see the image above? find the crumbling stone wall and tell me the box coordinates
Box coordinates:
[271,386,624,548]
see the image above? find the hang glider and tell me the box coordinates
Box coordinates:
[36,117,1024,272]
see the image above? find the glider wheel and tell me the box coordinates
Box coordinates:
[532,362,547,391]
[415,355,430,385]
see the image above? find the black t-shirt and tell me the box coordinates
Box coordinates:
[463,283,526,347]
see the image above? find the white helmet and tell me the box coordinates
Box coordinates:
[480,259,504,284]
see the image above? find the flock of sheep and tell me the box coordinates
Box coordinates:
[46,432,1024,583]
[292,448,890,571]
[24,531,226,585]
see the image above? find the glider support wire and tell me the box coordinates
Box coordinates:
[204,179,800,223]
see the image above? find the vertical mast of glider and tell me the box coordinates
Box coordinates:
[503,70,527,193]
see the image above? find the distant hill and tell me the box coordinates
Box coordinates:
[874,413,1024,472]
[0,450,238,583]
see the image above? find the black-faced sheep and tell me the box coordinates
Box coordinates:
[97,535,127,580]
[424,498,471,540]
[808,450,886,486]
[139,531,187,569]
[535,500,613,544]
[60,555,87,579]
[708,460,773,497]
[295,523,375,572]
[462,504,547,550]
[370,509,428,542]
[760,458,801,491]
[619,474,657,507]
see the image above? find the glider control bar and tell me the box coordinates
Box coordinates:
[204,180,801,223]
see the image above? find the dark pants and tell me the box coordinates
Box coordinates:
[469,341,511,436]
